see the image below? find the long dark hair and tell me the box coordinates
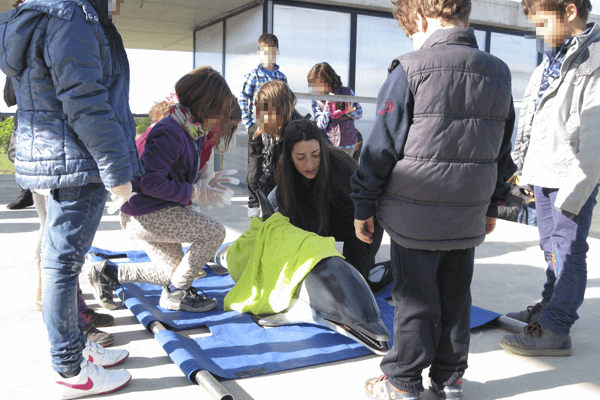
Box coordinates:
[276,119,358,236]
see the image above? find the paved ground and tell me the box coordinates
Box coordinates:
[1,172,599,400]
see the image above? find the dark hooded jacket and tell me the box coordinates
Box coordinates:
[351,28,517,251]
[0,0,142,190]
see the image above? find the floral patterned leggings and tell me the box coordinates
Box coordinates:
[119,206,226,290]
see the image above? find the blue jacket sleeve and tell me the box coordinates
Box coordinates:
[351,64,413,220]
[43,8,133,189]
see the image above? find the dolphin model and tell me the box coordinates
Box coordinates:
[212,190,391,355]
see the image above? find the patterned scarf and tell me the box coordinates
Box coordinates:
[169,104,206,140]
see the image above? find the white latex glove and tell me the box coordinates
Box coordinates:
[209,169,239,207]
[106,182,132,214]
[192,166,223,209]
[191,167,239,208]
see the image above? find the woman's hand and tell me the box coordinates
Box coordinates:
[354,216,375,244]
[346,103,356,115]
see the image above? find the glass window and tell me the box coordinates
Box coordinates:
[355,14,412,143]
[274,5,351,117]
[474,29,487,51]
[194,22,223,74]
[224,6,263,102]
[490,32,538,100]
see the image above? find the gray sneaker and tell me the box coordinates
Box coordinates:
[159,286,218,312]
[506,300,548,324]
[500,322,572,356]
[430,378,463,399]
[87,260,119,310]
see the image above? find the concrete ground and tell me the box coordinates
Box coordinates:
[1,172,600,400]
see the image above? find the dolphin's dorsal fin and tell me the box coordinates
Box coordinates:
[256,189,275,221]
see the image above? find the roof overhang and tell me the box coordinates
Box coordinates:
[1,0,599,51]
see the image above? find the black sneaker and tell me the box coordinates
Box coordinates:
[430,378,463,399]
[506,300,548,324]
[87,260,119,310]
[83,323,115,347]
[367,261,393,292]
[159,286,218,312]
[82,308,115,328]
[7,188,33,210]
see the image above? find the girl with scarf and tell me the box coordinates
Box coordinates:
[88,66,242,313]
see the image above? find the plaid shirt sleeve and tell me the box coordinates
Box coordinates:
[240,71,258,128]
[312,99,331,129]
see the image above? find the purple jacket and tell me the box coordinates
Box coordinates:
[121,115,205,216]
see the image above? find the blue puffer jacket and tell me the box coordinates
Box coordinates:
[0,0,143,189]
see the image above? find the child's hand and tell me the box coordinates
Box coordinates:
[346,103,356,114]
[485,216,497,235]
[354,216,375,244]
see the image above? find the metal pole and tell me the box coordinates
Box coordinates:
[148,321,234,400]
[489,315,528,333]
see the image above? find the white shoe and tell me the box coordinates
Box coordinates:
[83,339,129,368]
[56,359,131,399]
[248,207,260,218]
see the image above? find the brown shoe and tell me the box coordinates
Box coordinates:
[506,300,548,324]
[83,323,114,347]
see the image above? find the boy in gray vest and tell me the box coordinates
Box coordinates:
[351,0,516,398]
[502,0,600,357]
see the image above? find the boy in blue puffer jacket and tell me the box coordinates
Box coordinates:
[0,0,142,398]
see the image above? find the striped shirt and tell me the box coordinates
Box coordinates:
[239,64,287,128]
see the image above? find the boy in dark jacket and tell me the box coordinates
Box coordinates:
[351,0,516,399]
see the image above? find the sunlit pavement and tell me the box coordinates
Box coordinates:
[1,173,599,400]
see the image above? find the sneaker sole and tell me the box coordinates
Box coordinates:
[88,337,114,347]
[60,373,131,399]
[159,299,218,313]
[499,340,572,356]
[98,352,129,368]
[99,300,119,310]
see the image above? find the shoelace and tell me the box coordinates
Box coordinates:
[525,322,542,338]
[187,286,210,300]
[526,302,543,315]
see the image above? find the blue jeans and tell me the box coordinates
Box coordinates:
[535,185,598,334]
[42,183,108,374]
[517,201,537,226]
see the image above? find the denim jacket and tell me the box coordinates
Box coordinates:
[0,0,143,190]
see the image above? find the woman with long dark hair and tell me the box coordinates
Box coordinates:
[275,119,388,289]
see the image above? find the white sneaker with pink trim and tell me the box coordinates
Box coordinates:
[83,339,129,368]
[55,359,131,399]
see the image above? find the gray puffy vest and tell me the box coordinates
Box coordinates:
[378,28,513,251]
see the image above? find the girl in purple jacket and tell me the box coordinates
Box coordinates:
[308,62,363,156]
[87,66,241,313]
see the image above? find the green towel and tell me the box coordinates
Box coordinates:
[224,213,342,315]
